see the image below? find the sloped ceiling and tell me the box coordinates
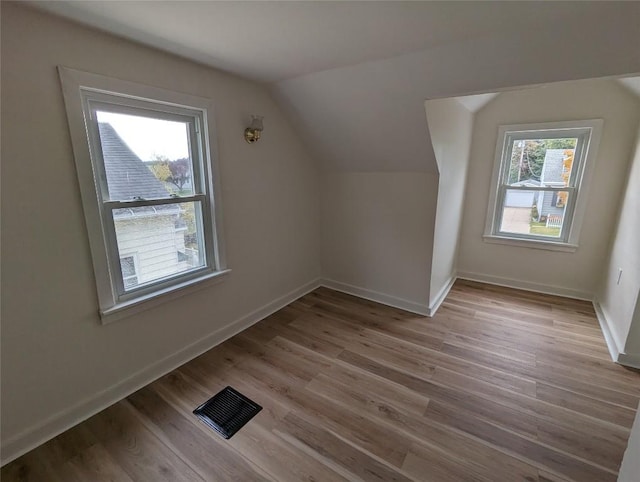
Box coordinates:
[27,1,633,83]
[274,7,640,172]
[28,1,640,172]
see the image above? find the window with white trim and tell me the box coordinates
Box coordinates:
[484,120,602,251]
[59,67,228,322]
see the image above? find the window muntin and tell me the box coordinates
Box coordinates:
[59,67,227,321]
[485,121,601,248]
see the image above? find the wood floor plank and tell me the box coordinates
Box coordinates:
[275,412,413,481]
[431,366,632,440]
[535,382,637,428]
[402,445,489,482]
[444,331,537,366]
[336,350,541,440]
[275,323,345,357]
[425,400,618,482]
[440,338,640,405]
[52,444,135,482]
[84,402,204,482]
[227,419,349,482]
[232,359,413,467]
[309,362,543,481]
[0,425,99,482]
[309,296,446,350]
[3,281,637,482]
[316,364,431,415]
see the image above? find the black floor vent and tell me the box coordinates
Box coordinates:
[193,386,262,439]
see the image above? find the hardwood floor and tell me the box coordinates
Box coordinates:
[3,280,639,481]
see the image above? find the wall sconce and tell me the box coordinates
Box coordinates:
[244,115,264,144]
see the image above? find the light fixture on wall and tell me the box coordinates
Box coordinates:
[244,115,264,144]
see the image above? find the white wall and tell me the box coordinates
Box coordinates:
[321,172,438,313]
[457,79,640,298]
[618,402,640,482]
[425,98,474,308]
[0,4,320,462]
[628,300,640,356]
[597,126,640,359]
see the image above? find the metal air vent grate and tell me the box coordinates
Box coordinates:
[193,386,262,439]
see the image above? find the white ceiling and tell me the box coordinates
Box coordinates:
[28,1,633,83]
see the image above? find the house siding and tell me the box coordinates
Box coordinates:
[114,216,189,285]
[538,191,564,218]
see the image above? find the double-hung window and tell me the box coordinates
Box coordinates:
[484,120,602,251]
[59,67,228,322]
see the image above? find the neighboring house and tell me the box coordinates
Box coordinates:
[535,149,567,220]
[99,123,192,289]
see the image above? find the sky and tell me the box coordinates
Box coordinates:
[97,111,190,162]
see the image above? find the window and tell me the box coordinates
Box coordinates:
[59,67,228,322]
[484,120,602,251]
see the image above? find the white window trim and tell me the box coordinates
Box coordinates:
[483,119,603,252]
[59,66,229,323]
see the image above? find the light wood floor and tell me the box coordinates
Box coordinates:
[3,281,639,481]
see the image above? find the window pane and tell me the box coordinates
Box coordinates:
[113,201,205,291]
[500,189,567,238]
[507,138,577,187]
[96,111,194,200]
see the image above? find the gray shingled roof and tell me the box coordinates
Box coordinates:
[99,123,171,200]
[98,123,178,218]
[540,149,565,185]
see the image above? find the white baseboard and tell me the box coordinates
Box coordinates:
[593,299,623,362]
[428,274,457,316]
[0,278,321,466]
[320,279,429,316]
[456,271,592,301]
[593,299,640,369]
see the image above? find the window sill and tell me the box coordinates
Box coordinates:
[100,269,231,324]
[482,235,578,252]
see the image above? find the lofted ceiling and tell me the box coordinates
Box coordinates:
[27,1,640,173]
[28,1,637,84]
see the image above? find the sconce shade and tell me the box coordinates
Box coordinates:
[249,115,263,130]
[245,115,264,144]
